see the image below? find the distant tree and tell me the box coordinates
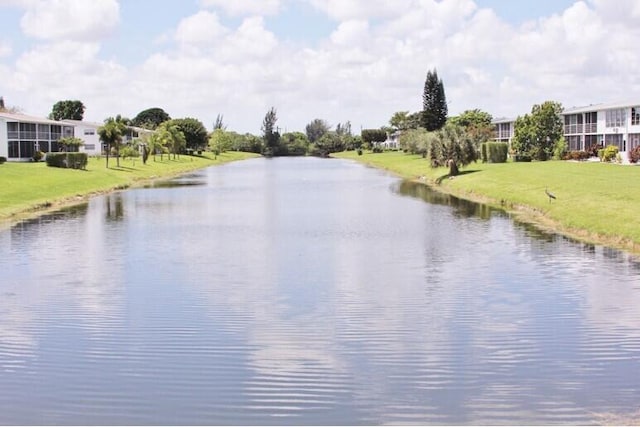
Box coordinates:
[399,128,432,155]
[170,118,207,151]
[279,132,309,156]
[131,107,170,129]
[450,109,494,146]
[512,101,563,161]
[213,114,226,130]
[49,100,85,121]
[390,111,421,131]
[361,129,388,148]
[261,107,280,157]
[233,133,263,153]
[422,69,447,131]
[305,118,330,144]
[98,117,127,168]
[208,128,233,157]
[154,121,186,159]
[311,131,344,157]
[429,123,478,176]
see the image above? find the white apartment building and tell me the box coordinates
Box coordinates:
[0,112,74,161]
[561,101,640,155]
[492,117,516,145]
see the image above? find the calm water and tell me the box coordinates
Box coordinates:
[1,157,640,425]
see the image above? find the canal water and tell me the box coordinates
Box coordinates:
[1,157,639,425]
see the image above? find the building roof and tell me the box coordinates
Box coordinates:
[0,111,65,125]
[492,117,517,124]
[562,101,640,115]
[62,119,103,128]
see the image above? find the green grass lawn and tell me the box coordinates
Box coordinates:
[334,150,640,253]
[0,151,259,221]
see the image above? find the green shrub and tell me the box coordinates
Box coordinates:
[628,146,640,164]
[514,154,532,162]
[563,150,591,161]
[120,145,140,159]
[46,152,88,169]
[599,145,619,162]
[480,142,508,163]
[32,150,44,162]
[0,156,6,164]
[372,145,384,153]
[357,149,363,156]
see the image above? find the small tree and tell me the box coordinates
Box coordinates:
[361,129,387,148]
[305,118,330,144]
[208,128,233,157]
[429,123,478,176]
[58,136,84,152]
[512,101,563,161]
[262,107,280,157]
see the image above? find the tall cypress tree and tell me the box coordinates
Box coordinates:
[422,69,448,131]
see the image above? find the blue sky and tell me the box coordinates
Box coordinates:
[0,0,638,133]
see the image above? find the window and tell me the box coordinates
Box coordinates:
[8,141,19,158]
[632,107,640,126]
[38,141,50,152]
[19,122,37,139]
[63,126,73,137]
[7,122,19,139]
[19,141,35,158]
[84,144,95,150]
[51,125,61,140]
[83,129,95,135]
[38,124,50,139]
[584,112,597,133]
[605,109,626,128]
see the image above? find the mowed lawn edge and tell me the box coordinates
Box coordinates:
[0,151,260,225]
[333,150,640,255]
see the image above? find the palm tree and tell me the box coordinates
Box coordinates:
[429,123,478,176]
[98,117,127,168]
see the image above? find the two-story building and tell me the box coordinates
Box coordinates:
[492,117,516,145]
[0,112,75,161]
[561,101,640,156]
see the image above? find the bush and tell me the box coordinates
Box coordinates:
[599,145,619,162]
[33,150,44,162]
[480,142,508,163]
[514,154,532,162]
[46,152,88,169]
[0,156,6,164]
[563,150,591,161]
[628,146,640,164]
[120,145,140,159]
[372,145,384,153]
[357,149,363,156]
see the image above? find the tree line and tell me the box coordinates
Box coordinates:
[44,67,566,173]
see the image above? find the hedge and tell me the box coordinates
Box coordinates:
[0,156,6,164]
[45,152,88,169]
[480,142,509,163]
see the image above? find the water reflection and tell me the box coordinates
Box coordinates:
[395,180,497,220]
[0,157,639,425]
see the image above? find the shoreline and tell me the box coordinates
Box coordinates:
[0,152,260,231]
[333,151,640,257]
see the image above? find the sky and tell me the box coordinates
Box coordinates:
[0,0,639,134]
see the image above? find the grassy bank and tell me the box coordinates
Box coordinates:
[334,150,640,254]
[0,151,259,223]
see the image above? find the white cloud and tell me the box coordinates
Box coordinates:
[329,20,369,46]
[199,0,281,16]
[2,0,640,134]
[174,10,229,47]
[20,0,119,41]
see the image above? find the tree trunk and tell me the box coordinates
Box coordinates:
[106,144,110,168]
[448,159,459,176]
